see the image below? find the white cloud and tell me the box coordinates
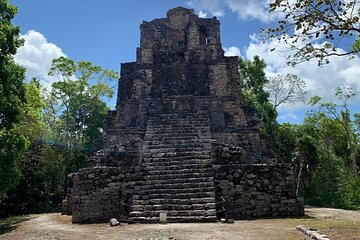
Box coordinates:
[278,113,299,120]
[244,34,360,111]
[187,0,224,17]
[223,46,241,57]
[186,0,280,23]
[198,10,207,18]
[14,30,66,90]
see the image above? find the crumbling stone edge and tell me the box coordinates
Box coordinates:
[297,225,330,240]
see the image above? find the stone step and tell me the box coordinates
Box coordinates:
[144,191,215,200]
[144,163,212,171]
[138,187,215,195]
[143,154,211,161]
[146,129,208,134]
[127,215,217,223]
[145,134,203,138]
[146,126,209,130]
[143,139,210,145]
[142,144,211,151]
[143,155,211,162]
[129,209,216,218]
[145,132,209,136]
[131,202,216,211]
[128,112,214,223]
[146,127,209,132]
[143,144,211,151]
[143,172,213,180]
[144,140,208,146]
[135,181,214,189]
[132,197,215,205]
[146,168,213,175]
[143,145,207,151]
[147,119,209,123]
[148,123,209,126]
[140,176,214,185]
[143,157,212,163]
[149,113,209,118]
[146,125,209,130]
[143,159,213,167]
[145,133,201,138]
[143,141,209,147]
[144,150,211,156]
[147,123,209,127]
[144,139,207,144]
[148,113,208,117]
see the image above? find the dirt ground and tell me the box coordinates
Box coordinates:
[1,207,360,240]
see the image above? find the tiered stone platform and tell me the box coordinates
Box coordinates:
[62,7,304,223]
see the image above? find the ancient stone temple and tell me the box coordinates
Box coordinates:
[62,7,304,223]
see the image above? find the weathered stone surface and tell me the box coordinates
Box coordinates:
[297,225,330,240]
[62,6,304,223]
[214,164,304,219]
[109,218,120,226]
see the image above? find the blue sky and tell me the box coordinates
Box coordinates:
[10,0,360,124]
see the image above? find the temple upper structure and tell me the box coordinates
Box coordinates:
[102,7,274,164]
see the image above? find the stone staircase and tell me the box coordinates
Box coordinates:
[128,109,217,222]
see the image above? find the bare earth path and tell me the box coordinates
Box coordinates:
[1,207,360,240]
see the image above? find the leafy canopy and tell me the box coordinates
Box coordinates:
[45,56,118,149]
[238,56,277,136]
[0,0,27,195]
[263,0,360,66]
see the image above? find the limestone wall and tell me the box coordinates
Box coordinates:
[63,166,141,223]
[214,164,304,218]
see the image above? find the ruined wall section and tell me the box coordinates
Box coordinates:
[63,166,141,223]
[214,164,304,218]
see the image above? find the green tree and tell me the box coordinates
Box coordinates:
[272,123,317,196]
[46,56,117,149]
[301,109,351,207]
[238,56,277,137]
[309,87,358,169]
[0,0,27,195]
[45,57,118,196]
[16,78,45,140]
[263,0,360,65]
[293,88,359,208]
[0,57,118,215]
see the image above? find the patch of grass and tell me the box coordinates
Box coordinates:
[0,216,32,235]
[306,220,360,240]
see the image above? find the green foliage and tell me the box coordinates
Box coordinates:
[0,131,27,196]
[272,123,298,163]
[263,0,360,65]
[0,143,88,217]
[16,78,45,140]
[304,155,345,207]
[308,87,358,168]
[341,170,360,209]
[0,56,117,215]
[0,0,27,195]
[45,56,117,149]
[272,87,360,209]
[238,56,277,136]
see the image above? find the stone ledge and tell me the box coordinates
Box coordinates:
[297,225,330,240]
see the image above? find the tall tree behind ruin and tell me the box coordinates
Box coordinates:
[0,0,27,195]
[238,56,277,137]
